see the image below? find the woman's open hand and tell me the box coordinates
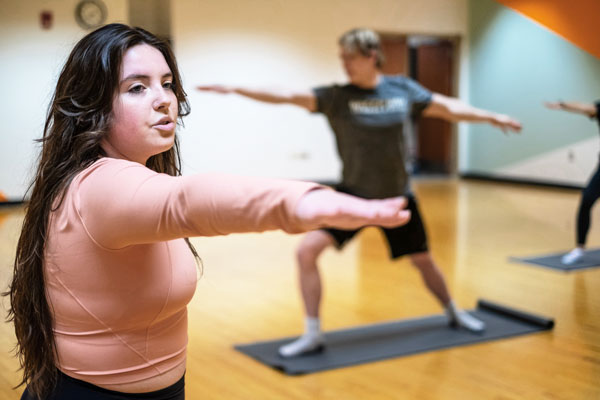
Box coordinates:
[295,189,411,230]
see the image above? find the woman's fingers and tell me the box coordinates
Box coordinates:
[295,190,411,230]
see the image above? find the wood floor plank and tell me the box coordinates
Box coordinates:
[1,179,598,399]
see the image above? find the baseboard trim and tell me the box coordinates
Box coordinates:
[0,200,26,208]
[0,175,582,207]
[459,172,583,190]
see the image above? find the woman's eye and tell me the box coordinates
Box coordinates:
[163,81,175,90]
[129,84,145,93]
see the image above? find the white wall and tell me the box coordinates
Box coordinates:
[0,0,127,200]
[463,0,600,186]
[173,0,468,180]
[0,0,467,200]
[129,0,170,40]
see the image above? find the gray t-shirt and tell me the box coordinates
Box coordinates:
[314,75,432,198]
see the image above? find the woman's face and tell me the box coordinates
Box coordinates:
[103,44,178,164]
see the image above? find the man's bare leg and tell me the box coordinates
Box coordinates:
[410,251,485,332]
[279,230,334,357]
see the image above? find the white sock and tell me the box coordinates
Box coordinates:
[445,300,485,332]
[561,247,584,265]
[278,317,324,358]
[304,316,321,336]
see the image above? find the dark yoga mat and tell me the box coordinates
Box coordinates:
[234,299,554,375]
[510,248,600,271]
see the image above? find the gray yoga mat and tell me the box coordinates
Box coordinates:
[234,300,554,375]
[510,248,600,271]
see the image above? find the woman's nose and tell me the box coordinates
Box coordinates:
[153,87,172,111]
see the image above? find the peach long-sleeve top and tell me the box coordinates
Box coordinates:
[45,157,320,385]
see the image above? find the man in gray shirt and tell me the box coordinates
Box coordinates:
[313,74,432,199]
[198,28,522,357]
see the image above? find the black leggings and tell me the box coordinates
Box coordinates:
[21,371,185,400]
[577,163,600,245]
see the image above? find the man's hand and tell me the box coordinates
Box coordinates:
[490,113,522,134]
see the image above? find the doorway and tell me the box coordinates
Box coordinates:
[379,33,458,175]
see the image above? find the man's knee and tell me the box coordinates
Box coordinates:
[297,232,333,266]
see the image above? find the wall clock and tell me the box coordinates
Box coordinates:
[75,0,107,30]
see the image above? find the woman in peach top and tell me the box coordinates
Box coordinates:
[6,24,411,400]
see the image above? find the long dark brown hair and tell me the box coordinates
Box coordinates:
[4,23,198,399]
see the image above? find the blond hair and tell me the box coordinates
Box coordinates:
[338,28,385,68]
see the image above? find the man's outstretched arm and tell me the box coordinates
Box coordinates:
[197,84,317,112]
[423,93,522,134]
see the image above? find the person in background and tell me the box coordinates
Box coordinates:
[545,100,600,265]
[197,28,522,358]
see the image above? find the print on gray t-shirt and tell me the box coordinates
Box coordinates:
[314,75,432,199]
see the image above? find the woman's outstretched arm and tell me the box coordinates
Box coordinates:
[75,158,410,249]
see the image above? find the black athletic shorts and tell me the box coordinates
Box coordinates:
[21,370,185,400]
[323,191,428,259]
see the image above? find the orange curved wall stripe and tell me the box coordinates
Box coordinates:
[494,0,600,59]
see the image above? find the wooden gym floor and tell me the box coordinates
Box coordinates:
[0,178,598,399]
